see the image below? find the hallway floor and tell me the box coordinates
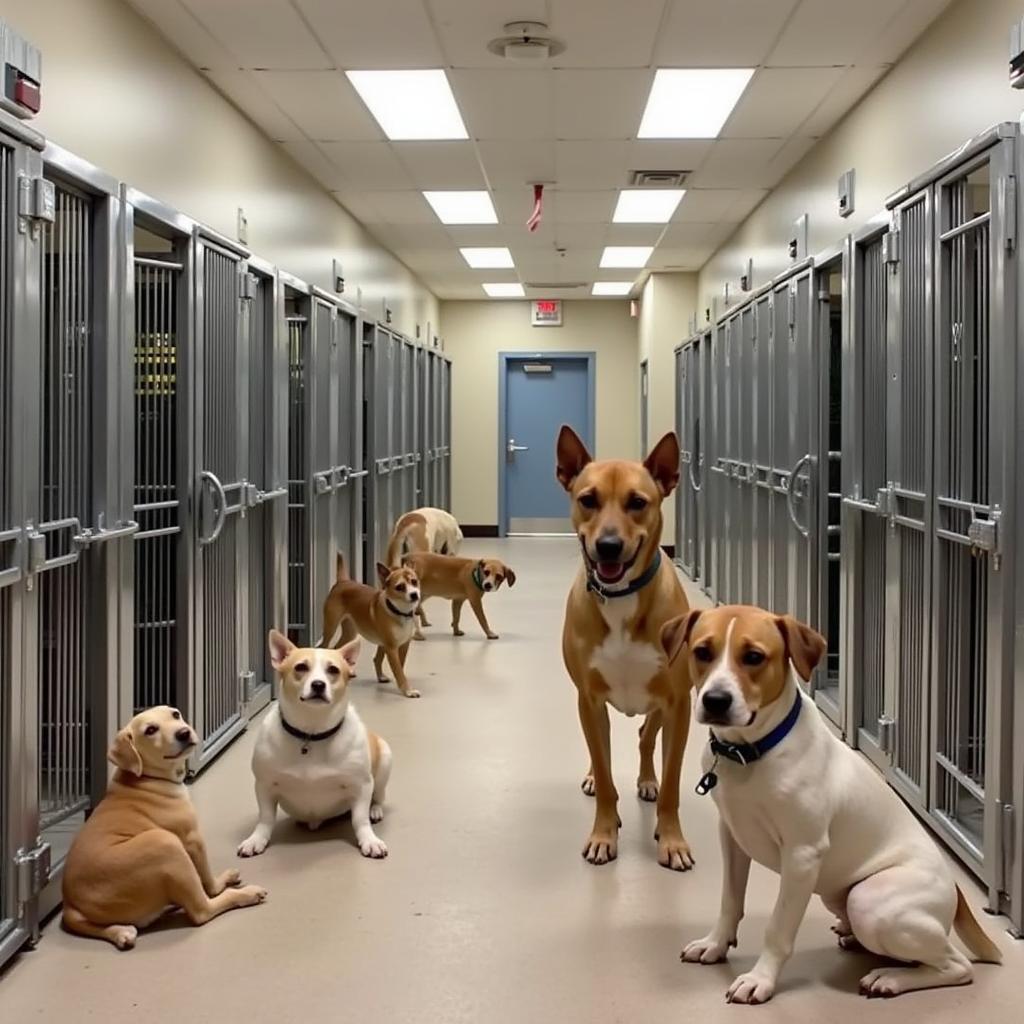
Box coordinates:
[2,538,1019,1022]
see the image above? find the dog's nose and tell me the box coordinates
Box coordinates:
[175,726,192,743]
[409,590,420,603]
[595,534,624,561]
[311,680,327,696]
[702,690,733,718]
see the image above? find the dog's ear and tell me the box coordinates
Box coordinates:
[659,609,703,665]
[268,628,295,670]
[505,566,516,588]
[643,432,681,497]
[108,727,143,776]
[338,637,361,671]
[556,424,592,492]
[774,615,827,682]
[376,562,391,586]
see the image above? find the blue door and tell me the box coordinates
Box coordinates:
[504,356,592,534]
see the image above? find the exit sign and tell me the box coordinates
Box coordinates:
[531,299,562,327]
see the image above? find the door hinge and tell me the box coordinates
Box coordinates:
[882,229,900,265]
[240,272,257,300]
[996,800,1013,897]
[239,670,255,706]
[15,843,51,903]
[17,173,55,237]
[787,286,796,328]
[968,510,1001,569]
[877,716,895,755]
[999,171,1016,251]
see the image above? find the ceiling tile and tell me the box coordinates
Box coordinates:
[629,140,715,175]
[859,0,955,63]
[490,190,560,240]
[549,223,608,248]
[767,0,908,66]
[392,142,486,189]
[395,248,468,274]
[203,70,306,142]
[554,190,618,223]
[722,67,846,138]
[648,246,715,270]
[800,65,891,137]
[476,140,556,189]
[674,190,752,223]
[180,0,330,69]
[295,0,444,67]
[605,224,664,246]
[280,141,348,190]
[555,141,632,190]
[127,0,238,70]
[367,223,453,250]
[351,190,439,225]
[655,0,800,66]
[546,0,665,67]
[451,70,554,140]
[686,139,787,188]
[318,142,414,189]
[553,71,652,140]
[255,71,384,141]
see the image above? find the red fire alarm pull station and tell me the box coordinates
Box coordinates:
[0,20,42,120]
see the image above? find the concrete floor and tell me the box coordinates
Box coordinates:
[2,537,1019,1021]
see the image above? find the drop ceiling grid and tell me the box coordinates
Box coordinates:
[124,0,956,298]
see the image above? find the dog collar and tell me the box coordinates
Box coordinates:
[585,547,662,601]
[695,691,803,796]
[471,564,485,591]
[386,598,415,619]
[280,713,345,756]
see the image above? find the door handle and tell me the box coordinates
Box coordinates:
[198,470,228,546]
[786,453,813,539]
[506,438,529,458]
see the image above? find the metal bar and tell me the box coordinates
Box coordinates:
[938,210,992,245]
[133,257,184,271]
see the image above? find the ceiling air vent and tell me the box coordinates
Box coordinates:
[524,281,587,290]
[629,170,689,188]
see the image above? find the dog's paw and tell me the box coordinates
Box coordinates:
[681,934,734,965]
[403,688,421,698]
[237,834,269,858]
[370,803,384,823]
[485,632,499,640]
[582,831,618,865]
[112,925,138,951]
[236,885,268,907]
[376,674,391,684]
[581,774,596,797]
[452,628,465,637]
[359,835,389,859]
[657,834,695,872]
[216,868,242,892]
[726,970,776,1004]
[413,633,426,642]
[637,778,659,802]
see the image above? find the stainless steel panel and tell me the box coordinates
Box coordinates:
[286,299,309,644]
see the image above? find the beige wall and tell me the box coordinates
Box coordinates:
[700,0,1024,311]
[4,0,437,337]
[440,300,639,526]
[638,273,699,545]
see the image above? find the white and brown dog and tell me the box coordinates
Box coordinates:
[663,604,1002,1003]
[238,630,392,859]
[558,425,694,870]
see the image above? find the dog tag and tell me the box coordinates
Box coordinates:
[695,760,719,796]
[301,744,310,755]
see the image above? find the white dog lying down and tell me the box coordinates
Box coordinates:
[661,604,1002,1004]
[238,630,392,860]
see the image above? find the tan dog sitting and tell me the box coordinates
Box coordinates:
[62,707,266,949]
[402,552,515,640]
[557,425,695,870]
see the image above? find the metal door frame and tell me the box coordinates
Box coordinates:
[496,350,595,537]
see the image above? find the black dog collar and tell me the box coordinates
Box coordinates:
[585,547,662,601]
[386,598,415,619]
[280,713,345,755]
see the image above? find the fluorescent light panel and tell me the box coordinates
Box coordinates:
[600,246,653,269]
[638,68,755,139]
[346,69,468,141]
[482,283,525,298]
[423,191,498,224]
[592,282,635,296]
[460,247,514,269]
[613,189,685,223]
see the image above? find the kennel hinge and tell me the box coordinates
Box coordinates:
[240,272,257,301]
[877,715,895,755]
[882,229,901,265]
[996,801,1014,899]
[17,173,55,236]
[239,670,255,707]
[15,843,51,904]
[968,510,1001,568]
[1000,173,1016,251]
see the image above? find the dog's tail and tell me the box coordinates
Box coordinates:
[953,885,1002,963]
[335,552,350,583]
[386,512,422,567]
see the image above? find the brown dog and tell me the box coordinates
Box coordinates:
[62,706,267,949]
[322,554,423,698]
[402,552,516,640]
[557,425,695,870]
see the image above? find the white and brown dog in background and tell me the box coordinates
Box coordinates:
[663,604,1002,1003]
[558,425,695,871]
[238,630,392,859]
